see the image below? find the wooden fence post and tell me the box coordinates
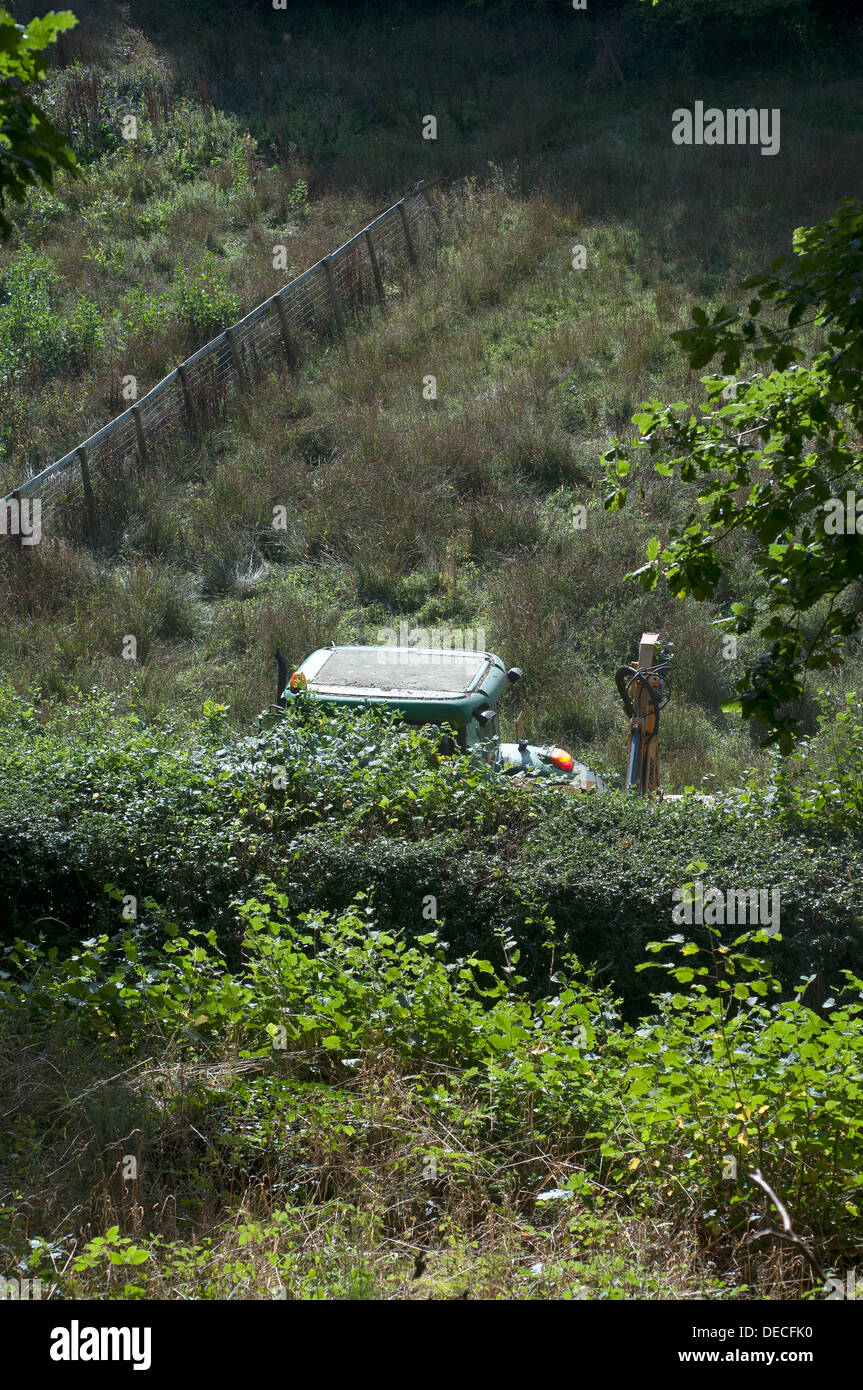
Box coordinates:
[131,404,148,472]
[322,256,346,338]
[77,445,99,546]
[272,294,300,370]
[3,186,445,525]
[225,327,250,394]
[397,201,418,266]
[177,364,199,437]
[364,228,386,305]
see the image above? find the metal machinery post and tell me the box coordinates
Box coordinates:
[615,632,672,796]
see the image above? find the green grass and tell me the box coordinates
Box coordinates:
[1,0,863,1302]
[2,160,859,783]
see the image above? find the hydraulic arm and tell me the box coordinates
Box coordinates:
[615,632,672,796]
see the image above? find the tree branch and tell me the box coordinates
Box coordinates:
[745,1168,827,1285]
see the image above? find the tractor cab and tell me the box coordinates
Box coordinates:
[269,644,602,790]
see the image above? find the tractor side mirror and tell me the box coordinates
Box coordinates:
[507,667,522,683]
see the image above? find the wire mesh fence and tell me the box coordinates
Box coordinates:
[2,180,442,547]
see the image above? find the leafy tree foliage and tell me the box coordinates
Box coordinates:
[606,199,863,752]
[0,7,78,237]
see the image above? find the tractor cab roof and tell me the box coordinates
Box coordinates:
[288,645,509,727]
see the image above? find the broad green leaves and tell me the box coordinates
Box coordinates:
[0,8,79,237]
[605,200,863,751]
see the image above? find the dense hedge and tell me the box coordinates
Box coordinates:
[278,803,862,1012]
[0,689,859,1012]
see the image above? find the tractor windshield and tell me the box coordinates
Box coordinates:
[304,646,494,698]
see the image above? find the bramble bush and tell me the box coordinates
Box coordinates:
[3,892,860,1270]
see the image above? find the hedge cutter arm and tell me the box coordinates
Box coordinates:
[615,632,672,796]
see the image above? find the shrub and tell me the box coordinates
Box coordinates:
[168,255,240,345]
[58,293,105,372]
[0,247,62,382]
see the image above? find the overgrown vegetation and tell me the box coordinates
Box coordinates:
[607,198,863,750]
[3,855,862,1299]
[0,0,862,1300]
[1,1,862,775]
[1,690,862,1296]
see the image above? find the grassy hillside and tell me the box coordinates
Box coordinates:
[2,1,862,786]
[1,0,863,1305]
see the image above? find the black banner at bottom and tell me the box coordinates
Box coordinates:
[3,1294,857,1377]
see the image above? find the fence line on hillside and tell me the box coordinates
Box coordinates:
[2,179,443,546]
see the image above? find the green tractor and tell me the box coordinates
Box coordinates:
[266,632,673,795]
[268,644,603,790]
